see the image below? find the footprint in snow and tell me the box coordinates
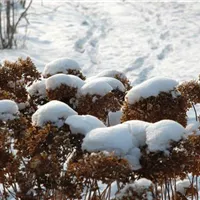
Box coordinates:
[157,44,173,60]
[124,56,148,73]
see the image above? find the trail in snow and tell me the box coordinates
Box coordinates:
[0,1,200,84]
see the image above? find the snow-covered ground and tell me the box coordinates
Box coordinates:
[1,1,200,85]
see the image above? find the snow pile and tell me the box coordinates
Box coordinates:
[124,147,141,170]
[42,57,81,78]
[79,80,112,96]
[32,100,77,127]
[46,74,84,90]
[117,178,153,200]
[0,100,19,121]
[82,122,143,169]
[27,79,47,98]
[126,77,179,104]
[185,121,200,135]
[146,120,185,152]
[88,77,125,92]
[107,110,122,126]
[124,120,151,147]
[65,115,106,136]
[176,179,191,195]
[82,124,133,155]
[90,70,127,80]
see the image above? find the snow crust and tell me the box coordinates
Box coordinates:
[27,79,47,98]
[46,74,84,90]
[65,115,105,136]
[32,100,77,127]
[79,80,112,96]
[146,120,185,152]
[82,124,133,155]
[0,100,19,121]
[42,57,81,77]
[126,77,179,104]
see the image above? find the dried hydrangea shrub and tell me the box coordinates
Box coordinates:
[122,91,187,127]
[27,79,48,109]
[44,69,86,80]
[114,73,132,91]
[178,80,200,108]
[0,89,16,100]
[42,57,86,80]
[66,153,133,199]
[77,93,121,122]
[0,57,40,104]
[46,74,84,109]
[93,69,131,91]
[66,68,86,80]
[47,84,78,109]
[115,178,154,200]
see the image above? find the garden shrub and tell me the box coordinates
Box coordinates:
[1,57,200,200]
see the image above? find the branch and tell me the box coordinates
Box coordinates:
[14,0,32,32]
[192,103,198,122]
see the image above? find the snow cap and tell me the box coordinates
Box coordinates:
[126,77,178,104]
[43,57,81,77]
[0,100,19,121]
[124,120,151,147]
[146,120,185,152]
[27,79,47,98]
[92,69,127,80]
[79,80,112,96]
[82,124,133,155]
[46,74,84,90]
[32,100,77,127]
[65,115,106,136]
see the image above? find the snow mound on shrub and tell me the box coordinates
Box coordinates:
[91,69,127,80]
[185,121,200,135]
[126,77,178,104]
[79,80,112,96]
[146,120,185,152]
[107,110,122,126]
[27,79,47,98]
[82,124,133,155]
[0,100,19,121]
[87,77,125,92]
[124,120,151,147]
[32,100,77,127]
[124,147,142,170]
[176,179,191,195]
[117,178,153,199]
[46,74,84,90]
[65,115,106,135]
[42,57,81,77]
